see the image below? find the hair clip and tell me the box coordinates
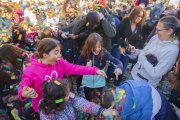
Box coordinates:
[55,98,63,104]
[113,89,126,104]
[107,87,113,91]
[118,89,125,100]
[86,22,89,27]
[111,89,115,97]
[17,57,23,62]
[54,80,61,85]
[0,44,3,48]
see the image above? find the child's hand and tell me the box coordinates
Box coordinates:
[86,60,92,66]
[114,68,122,80]
[119,47,126,56]
[129,45,136,53]
[96,70,107,78]
[69,92,75,98]
[22,86,38,98]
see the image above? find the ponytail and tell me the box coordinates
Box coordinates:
[33,51,41,59]
[173,23,180,41]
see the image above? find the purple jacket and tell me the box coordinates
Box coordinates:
[39,96,103,120]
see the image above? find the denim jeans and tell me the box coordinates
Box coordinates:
[107,46,130,86]
[111,46,130,74]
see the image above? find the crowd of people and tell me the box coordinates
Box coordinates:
[0,0,180,120]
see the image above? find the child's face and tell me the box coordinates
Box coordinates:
[44,46,62,65]
[92,41,102,55]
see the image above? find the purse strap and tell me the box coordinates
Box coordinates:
[125,26,138,47]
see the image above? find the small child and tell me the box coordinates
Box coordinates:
[39,78,115,120]
[102,80,177,120]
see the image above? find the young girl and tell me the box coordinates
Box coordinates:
[78,33,123,101]
[39,78,115,120]
[18,38,107,113]
[102,80,177,120]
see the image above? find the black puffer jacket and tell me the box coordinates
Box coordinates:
[114,17,145,49]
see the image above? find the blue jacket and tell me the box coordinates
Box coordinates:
[114,16,120,29]
[116,80,153,120]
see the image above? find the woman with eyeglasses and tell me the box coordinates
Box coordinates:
[130,16,180,88]
[111,6,146,86]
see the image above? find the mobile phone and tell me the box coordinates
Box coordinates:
[66,34,71,37]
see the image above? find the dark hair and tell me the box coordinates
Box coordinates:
[0,70,13,94]
[91,89,102,104]
[40,27,55,40]
[101,89,114,108]
[34,38,60,58]
[12,25,26,44]
[81,33,105,60]
[116,9,123,21]
[129,6,146,26]
[86,11,100,30]
[39,79,69,115]
[0,44,27,70]
[159,16,180,41]
[160,9,180,19]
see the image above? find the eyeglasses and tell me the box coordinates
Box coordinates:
[156,28,169,32]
